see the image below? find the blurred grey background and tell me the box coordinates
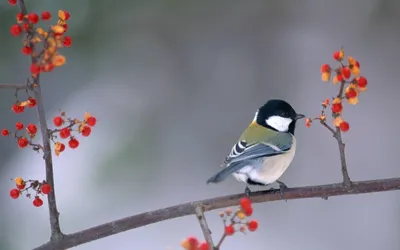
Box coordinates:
[1,0,400,249]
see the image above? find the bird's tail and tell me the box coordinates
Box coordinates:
[206,162,244,184]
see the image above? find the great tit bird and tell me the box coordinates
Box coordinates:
[206,99,305,196]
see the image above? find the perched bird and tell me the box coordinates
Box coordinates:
[206,99,305,196]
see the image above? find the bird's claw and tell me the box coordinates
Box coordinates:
[245,186,252,197]
[276,181,287,201]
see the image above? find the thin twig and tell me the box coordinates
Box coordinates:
[320,120,337,138]
[195,206,214,250]
[33,177,400,250]
[215,233,227,250]
[17,0,63,240]
[0,84,29,90]
[336,81,351,187]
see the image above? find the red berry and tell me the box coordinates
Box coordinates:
[346,89,357,99]
[21,23,30,32]
[62,23,68,33]
[58,142,66,152]
[10,188,19,199]
[16,13,24,22]
[17,183,25,190]
[27,13,39,24]
[30,63,41,74]
[28,97,36,108]
[2,129,9,136]
[53,116,63,127]
[21,46,33,55]
[340,67,351,79]
[333,51,341,60]
[357,76,368,88]
[41,11,51,20]
[10,24,22,36]
[225,225,235,236]
[59,127,70,139]
[339,121,350,132]
[243,206,253,216]
[240,197,252,210]
[33,197,43,207]
[86,116,97,127]
[337,74,344,82]
[17,137,29,148]
[248,220,259,232]
[27,124,38,135]
[8,0,17,5]
[198,242,209,250]
[81,126,91,137]
[11,103,25,114]
[15,122,24,131]
[68,138,79,149]
[63,11,71,21]
[41,63,55,72]
[63,36,72,47]
[320,64,330,73]
[331,103,343,113]
[41,183,51,194]
[355,61,360,68]
[187,237,198,248]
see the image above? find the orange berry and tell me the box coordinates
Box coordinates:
[33,197,43,207]
[180,239,190,250]
[30,63,41,74]
[320,64,331,73]
[27,124,38,135]
[63,36,72,47]
[237,211,246,219]
[225,225,235,236]
[15,122,24,131]
[41,11,52,21]
[17,137,29,148]
[357,76,367,88]
[10,188,19,199]
[10,24,22,36]
[339,121,350,132]
[248,220,259,232]
[81,126,91,137]
[14,177,24,185]
[59,127,71,139]
[68,138,79,149]
[340,67,351,79]
[53,116,64,127]
[27,13,39,24]
[41,184,51,194]
[331,103,343,113]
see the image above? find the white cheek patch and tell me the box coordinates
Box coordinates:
[265,116,293,132]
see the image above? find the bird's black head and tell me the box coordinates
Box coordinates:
[254,99,305,134]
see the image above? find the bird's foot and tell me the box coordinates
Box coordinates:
[244,186,252,197]
[276,180,287,201]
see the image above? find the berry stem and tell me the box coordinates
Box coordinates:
[215,233,227,250]
[195,206,215,250]
[17,0,64,241]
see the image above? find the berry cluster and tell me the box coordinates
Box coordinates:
[9,177,51,207]
[181,197,258,250]
[50,112,97,156]
[305,48,368,132]
[8,2,72,74]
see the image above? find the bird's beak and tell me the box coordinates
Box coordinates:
[295,113,306,120]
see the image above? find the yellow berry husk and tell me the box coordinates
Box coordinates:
[55,149,61,156]
[36,28,45,35]
[58,10,66,21]
[347,56,356,65]
[84,112,91,121]
[180,239,190,250]
[351,66,360,76]
[332,97,342,104]
[332,75,340,85]
[347,97,358,105]
[321,72,331,82]
[52,54,66,67]
[237,211,246,220]
[15,177,24,186]
[358,86,367,92]
[339,48,344,60]
[334,116,344,127]
[319,115,326,121]
[51,25,65,33]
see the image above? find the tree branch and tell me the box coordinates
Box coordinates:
[195,206,214,250]
[17,0,63,240]
[33,177,400,250]
[0,84,29,90]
